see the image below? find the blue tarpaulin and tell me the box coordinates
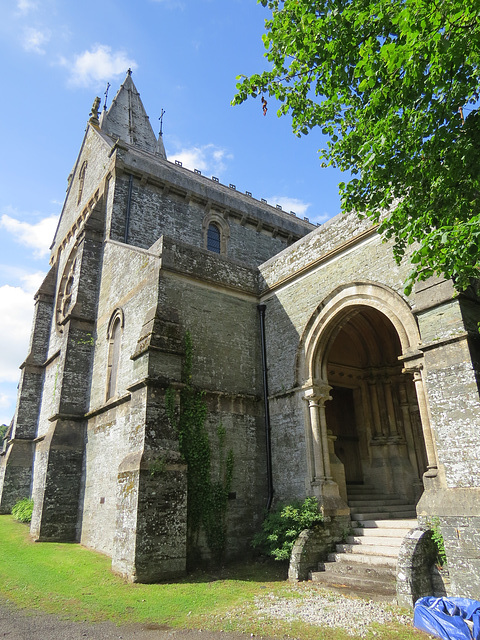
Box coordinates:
[414,597,480,640]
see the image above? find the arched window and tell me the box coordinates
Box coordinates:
[202,212,230,254]
[77,161,87,205]
[106,309,124,400]
[207,223,221,253]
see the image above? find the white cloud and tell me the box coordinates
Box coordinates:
[16,0,37,14]
[61,45,138,88]
[0,393,12,410]
[0,265,46,422]
[20,271,46,294]
[0,284,35,383]
[22,27,50,54]
[311,211,334,225]
[267,196,311,217]
[0,213,58,258]
[0,389,16,427]
[169,143,233,177]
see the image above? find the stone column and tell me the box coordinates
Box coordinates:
[383,378,398,438]
[368,375,383,438]
[398,378,426,485]
[359,380,374,443]
[304,383,332,482]
[303,383,349,517]
[407,367,438,477]
[327,431,347,502]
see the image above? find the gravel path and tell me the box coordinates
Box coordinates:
[253,587,412,637]
[0,601,256,640]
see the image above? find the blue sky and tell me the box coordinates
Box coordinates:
[0,0,346,424]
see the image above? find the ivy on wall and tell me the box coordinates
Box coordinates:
[165,331,234,563]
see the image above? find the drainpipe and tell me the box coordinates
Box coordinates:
[258,303,274,511]
[124,173,133,243]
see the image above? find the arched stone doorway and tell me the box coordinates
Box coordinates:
[300,283,438,514]
[324,306,427,503]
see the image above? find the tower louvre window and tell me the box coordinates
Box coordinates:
[207,223,221,253]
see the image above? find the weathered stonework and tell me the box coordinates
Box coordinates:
[1,73,480,597]
[288,518,350,582]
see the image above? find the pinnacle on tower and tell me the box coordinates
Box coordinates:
[89,96,101,125]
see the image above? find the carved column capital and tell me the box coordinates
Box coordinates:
[402,362,423,377]
[303,381,332,407]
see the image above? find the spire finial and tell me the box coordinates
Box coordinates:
[127,68,132,76]
[89,96,101,125]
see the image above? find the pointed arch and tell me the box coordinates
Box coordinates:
[297,282,422,388]
[296,281,438,502]
[106,308,124,401]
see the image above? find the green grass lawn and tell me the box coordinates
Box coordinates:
[0,516,426,640]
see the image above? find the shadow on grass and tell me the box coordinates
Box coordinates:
[175,557,289,585]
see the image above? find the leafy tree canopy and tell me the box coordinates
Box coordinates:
[233,0,480,293]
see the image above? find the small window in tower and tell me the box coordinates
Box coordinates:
[77,161,87,205]
[207,223,221,253]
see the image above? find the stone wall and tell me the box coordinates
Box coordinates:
[160,241,267,559]
[79,235,268,575]
[28,201,105,541]
[259,214,480,598]
[288,517,350,581]
[108,146,314,267]
[396,528,438,608]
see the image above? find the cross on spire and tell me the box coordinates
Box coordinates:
[159,109,165,137]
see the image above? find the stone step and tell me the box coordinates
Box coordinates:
[327,551,397,567]
[321,557,397,578]
[351,509,417,520]
[354,518,417,529]
[335,543,400,557]
[346,484,376,492]
[346,490,385,498]
[346,534,406,546]
[347,489,400,495]
[347,493,389,501]
[352,527,412,538]
[310,570,396,596]
[349,498,412,507]
[313,512,410,596]
[352,502,416,513]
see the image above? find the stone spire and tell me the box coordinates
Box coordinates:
[100,70,165,157]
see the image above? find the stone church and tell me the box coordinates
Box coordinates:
[1,72,479,601]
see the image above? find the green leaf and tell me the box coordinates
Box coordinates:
[232,0,480,293]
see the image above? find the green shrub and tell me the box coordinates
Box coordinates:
[12,498,34,523]
[252,497,324,561]
[429,516,447,566]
